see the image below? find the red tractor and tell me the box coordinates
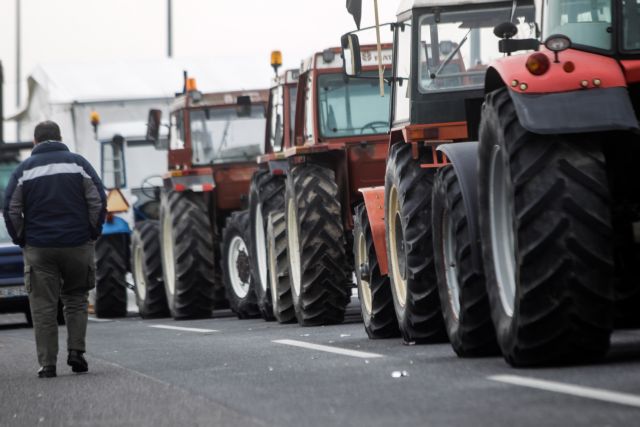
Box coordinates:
[142,77,269,319]
[345,0,640,366]
[247,46,392,325]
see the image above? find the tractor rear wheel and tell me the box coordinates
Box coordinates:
[285,164,351,326]
[432,166,498,356]
[354,203,400,339]
[131,220,169,318]
[612,221,640,328]
[160,191,217,319]
[385,143,447,344]
[249,170,285,321]
[267,211,295,323]
[95,234,128,318]
[478,87,614,366]
[222,210,260,318]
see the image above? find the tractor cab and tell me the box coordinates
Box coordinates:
[343,0,535,143]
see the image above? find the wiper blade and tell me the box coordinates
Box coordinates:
[430,29,472,81]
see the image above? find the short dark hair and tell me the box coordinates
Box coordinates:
[34,121,62,143]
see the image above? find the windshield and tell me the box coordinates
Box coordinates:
[419,4,535,92]
[623,0,640,51]
[190,105,266,165]
[317,71,390,138]
[543,0,612,51]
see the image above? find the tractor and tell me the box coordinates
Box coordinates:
[143,77,269,319]
[345,0,640,366]
[247,46,393,326]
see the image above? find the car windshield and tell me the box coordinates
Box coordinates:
[0,219,12,244]
[190,105,266,165]
[317,71,390,138]
[623,0,640,51]
[419,3,535,92]
[543,0,612,51]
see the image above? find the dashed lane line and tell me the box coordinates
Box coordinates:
[273,339,384,359]
[149,325,219,333]
[489,375,640,409]
[88,317,114,323]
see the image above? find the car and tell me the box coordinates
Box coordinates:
[0,218,64,326]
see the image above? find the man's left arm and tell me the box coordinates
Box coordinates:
[80,159,107,239]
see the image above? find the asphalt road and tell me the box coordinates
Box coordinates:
[1,297,640,427]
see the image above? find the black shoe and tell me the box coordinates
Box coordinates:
[67,350,88,373]
[38,366,56,378]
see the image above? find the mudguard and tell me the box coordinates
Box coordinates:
[102,216,131,236]
[436,142,482,270]
[486,48,640,135]
[509,88,639,135]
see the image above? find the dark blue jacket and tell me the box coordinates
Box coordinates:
[3,141,107,248]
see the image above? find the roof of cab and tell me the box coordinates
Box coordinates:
[397,0,511,16]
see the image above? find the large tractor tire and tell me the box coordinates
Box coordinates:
[385,143,447,344]
[285,164,351,326]
[353,203,400,339]
[432,166,498,356]
[95,233,129,318]
[222,211,260,318]
[160,191,218,319]
[478,87,614,367]
[249,170,285,321]
[267,211,295,323]
[131,220,169,318]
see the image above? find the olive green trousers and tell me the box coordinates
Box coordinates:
[23,242,96,367]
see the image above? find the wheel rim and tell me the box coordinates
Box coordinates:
[133,239,147,301]
[255,203,268,292]
[287,198,302,297]
[356,230,373,316]
[161,207,176,297]
[228,235,251,298]
[268,227,279,307]
[388,186,407,308]
[489,145,517,317]
[442,208,461,319]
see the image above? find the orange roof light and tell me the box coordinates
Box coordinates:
[90,111,100,126]
[271,50,283,68]
[186,77,198,92]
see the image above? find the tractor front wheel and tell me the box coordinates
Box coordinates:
[131,220,169,318]
[95,234,129,318]
[222,211,260,319]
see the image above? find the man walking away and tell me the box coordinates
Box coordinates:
[3,121,106,378]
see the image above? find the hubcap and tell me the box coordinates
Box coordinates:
[161,207,176,297]
[133,240,147,301]
[442,209,461,319]
[489,145,517,317]
[228,235,251,298]
[356,231,373,316]
[287,198,302,297]
[255,204,268,292]
[388,186,407,308]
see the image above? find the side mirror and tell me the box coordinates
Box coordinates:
[237,95,252,118]
[341,33,362,77]
[146,109,162,144]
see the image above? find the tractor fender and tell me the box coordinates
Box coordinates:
[485,49,639,135]
[436,142,482,271]
[360,187,389,276]
[102,216,131,236]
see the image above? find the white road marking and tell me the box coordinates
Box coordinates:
[273,339,383,359]
[88,317,113,323]
[489,375,640,409]
[149,325,218,333]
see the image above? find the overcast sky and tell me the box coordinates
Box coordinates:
[0,0,399,122]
